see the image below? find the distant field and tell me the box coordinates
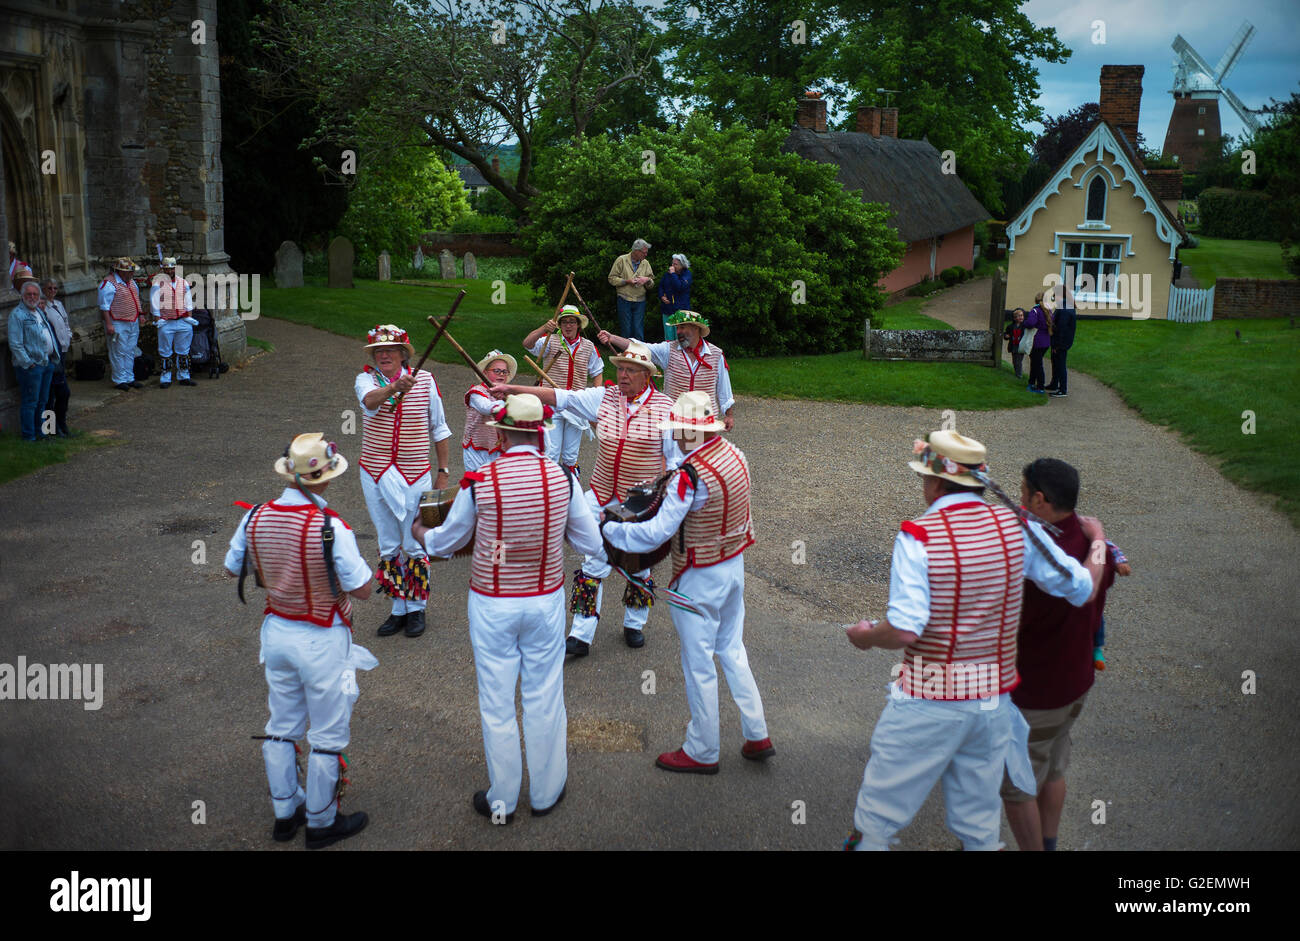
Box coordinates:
[1180,237,1290,286]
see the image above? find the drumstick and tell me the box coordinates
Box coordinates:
[521,353,559,388]
[386,290,464,411]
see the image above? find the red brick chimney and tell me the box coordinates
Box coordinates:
[796,91,827,132]
[880,107,898,139]
[856,106,882,136]
[1099,65,1144,151]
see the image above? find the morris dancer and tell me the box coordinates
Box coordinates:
[521,305,604,474]
[224,434,375,849]
[354,324,452,638]
[99,257,143,391]
[149,256,198,388]
[841,430,1109,851]
[491,340,676,657]
[599,309,734,430]
[414,394,602,822]
[463,349,518,473]
[602,391,772,774]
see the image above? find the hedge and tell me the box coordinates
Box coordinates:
[1199,188,1282,241]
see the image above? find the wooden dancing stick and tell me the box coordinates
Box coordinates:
[386,290,465,411]
[565,274,613,350]
[521,353,559,388]
[553,271,575,316]
[431,316,493,386]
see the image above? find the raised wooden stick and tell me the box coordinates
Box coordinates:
[386,290,465,411]
[432,317,492,386]
[566,275,609,347]
[521,353,559,388]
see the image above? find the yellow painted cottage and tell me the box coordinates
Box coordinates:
[1007,66,1188,320]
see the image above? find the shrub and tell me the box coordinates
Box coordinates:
[940,266,963,287]
[448,213,515,234]
[1199,188,1282,240]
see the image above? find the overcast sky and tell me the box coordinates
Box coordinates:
[1023,0,1300,143]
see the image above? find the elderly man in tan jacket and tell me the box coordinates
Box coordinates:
[608,238,654,342]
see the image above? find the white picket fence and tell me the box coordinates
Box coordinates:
[1168,283,1215,322]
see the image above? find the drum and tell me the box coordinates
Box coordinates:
[419,487,474,558]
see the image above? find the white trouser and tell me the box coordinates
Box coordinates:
[544,414,586,470]
[259,616,377,827]
[106,319,140,384]
[468,587,568,815]
[462,446,497,474]
[671,556,768,763]
[361,468,430,613]
[569,488,649,644]
[851,691,1030,851]
[157,319,193,380]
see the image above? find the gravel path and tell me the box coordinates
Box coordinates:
[1,308,1296,851]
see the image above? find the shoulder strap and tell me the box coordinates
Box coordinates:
[237,504,265,604]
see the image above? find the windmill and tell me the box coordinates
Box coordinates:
[1161,22,1260,171]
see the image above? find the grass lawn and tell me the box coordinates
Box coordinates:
[1179,237,1291,285]
[260,281,1036,411]
[1070,317,1300,526]
[0,429,120,486]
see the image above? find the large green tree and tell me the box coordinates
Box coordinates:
[518,115,903,357]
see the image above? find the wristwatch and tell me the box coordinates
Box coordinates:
[437,467,450,475]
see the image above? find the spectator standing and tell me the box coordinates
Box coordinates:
[1046,303,1076,398]
[8,275,59,442]
[608,238,654,342]
[658,253,692,342]
[40,278,74,437]
[1023,292,1053,393]
[1003,307,1026,379]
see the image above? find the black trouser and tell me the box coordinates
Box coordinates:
[46,353,70,432]
[1048,348,1068,392]
[1028,349,1046,389]
[1010,351,1024,377]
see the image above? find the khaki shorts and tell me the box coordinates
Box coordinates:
[1000,694,1088,802]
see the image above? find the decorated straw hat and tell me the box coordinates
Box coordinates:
[610,339,660,376]
[485,394,555,449]
[556,304,588,330]
[666,309,710,338]
[113,257,136,273]
[477,348,518,381]
[908,430,989,487]
[275,433,349,484]
[12,264,37,286]
[162,256,178,268]
[365,323,414,359]
[658,390,725,433]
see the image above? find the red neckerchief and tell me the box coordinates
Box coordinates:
[681,339,713,371]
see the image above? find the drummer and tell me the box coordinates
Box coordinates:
[491,340,676,659]
[521,305,605,475]
[463,349,517,473]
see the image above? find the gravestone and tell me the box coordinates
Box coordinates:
[463,251,477,280]
[274,240,303,288]
[439,249,456,280]
[328,236,354,288]
[413,246,425,271]
[378,251,391,281]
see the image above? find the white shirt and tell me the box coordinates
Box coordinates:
[602,439,715,553]
[224,488,372,626]
[354,369,453,444]
[555,384,680,466]
[528,336,605,380]
[423,445,604,559]
[149,275,195,317]
[646,339,735,413]
[467,384,495,418]
[42,299,71,353]
[885,493,1093,638]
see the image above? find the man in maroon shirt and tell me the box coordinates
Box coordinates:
[1001,458,1116,851]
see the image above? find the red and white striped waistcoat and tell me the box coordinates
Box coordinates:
[359,368,434,484]
[589,385,673,505]
[469,451,571,597]
[672,436,755,582]
[462,384,499,453]
[104,276,142,322]
[542,334,596,391]
[153,275,190,320]
[246,502,353,627]
[665,342,723,417]
[898,501,1025,699]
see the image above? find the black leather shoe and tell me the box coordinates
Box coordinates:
[531,785,566,817]
[129,380,143,388]
[624,627,645,648]
[272,804,307,842]
[179,377,197,386]
[56,427,71,439]
[305,810,368,849]
[115,383,131,391]
[160,380,171,389]
[565,636,589,658]
[403,610,426,637]
[376,613,407,636]
[473,790,514,824]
